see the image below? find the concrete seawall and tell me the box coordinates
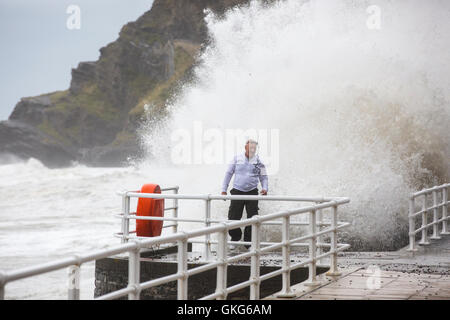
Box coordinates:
[94,245,328,299]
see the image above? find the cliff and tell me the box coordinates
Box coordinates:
[0,0,250,167]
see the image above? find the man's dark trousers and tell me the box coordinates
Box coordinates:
[228,188,259,246]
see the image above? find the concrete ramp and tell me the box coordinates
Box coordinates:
[266,267,450,300]
[266,234,450,300]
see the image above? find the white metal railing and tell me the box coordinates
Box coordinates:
[0,186,351,300]
[407,183,449,251]
[115,187,349,259]
[115,186,181,245]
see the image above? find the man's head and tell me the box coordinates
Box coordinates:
[245,139,258,157]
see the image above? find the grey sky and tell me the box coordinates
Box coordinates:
[0,0,154,120]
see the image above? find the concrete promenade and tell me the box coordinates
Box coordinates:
[266,234,450,300]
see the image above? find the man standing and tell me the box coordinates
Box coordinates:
[221,139,268,249]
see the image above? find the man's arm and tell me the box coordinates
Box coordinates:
[221,156,236,193]
[258,159,268,195]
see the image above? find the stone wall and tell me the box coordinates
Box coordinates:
[95,249,328,300]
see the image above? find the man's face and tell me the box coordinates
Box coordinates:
[246,142,257,156]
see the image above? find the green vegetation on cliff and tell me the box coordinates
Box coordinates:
[129,45,196,119]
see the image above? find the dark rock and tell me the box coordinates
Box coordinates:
[9,95,53,127]
[80,143,142,167]
[0,120,77,168]
[70,61,97,94]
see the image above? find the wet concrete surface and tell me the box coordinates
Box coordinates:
[336,233,450,275]
[266,267,450,300]
[263,234,450,300]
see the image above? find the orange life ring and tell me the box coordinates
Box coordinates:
[136,184,164,237]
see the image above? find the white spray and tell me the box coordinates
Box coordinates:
[139,0,450,250]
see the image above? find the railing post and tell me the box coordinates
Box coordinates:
[0,271,6,300]
[173,186,179,234]
[419,194,430,245]
[68,265,80,300]
[121,193,130,243]
[177,237,188,300]
[204,197,212,261]
[316,205,324,266]
[441,186,449,235]
[276,215,296,298]
[407,197,418,252]
[250,217,261,300]
[430,189,441,240]
[304,210,321,287]
[326,205,342,275]
[128,244,140,300]
[216,226,228,300]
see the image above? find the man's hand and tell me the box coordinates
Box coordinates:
[221,191,227,195]
[260,189,267,195]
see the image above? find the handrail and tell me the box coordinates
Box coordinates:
[121,191,346,203]
[407,183,449,251]
[0,186,350,300]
